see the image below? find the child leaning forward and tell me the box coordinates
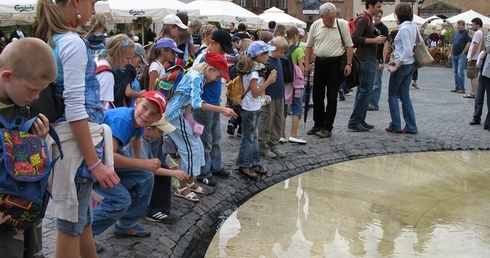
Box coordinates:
[165,52,237,202]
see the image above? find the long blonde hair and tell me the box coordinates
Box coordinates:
[36,0,82,47]
[86,13,107,38]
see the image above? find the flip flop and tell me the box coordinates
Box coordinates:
[463,94,475,99]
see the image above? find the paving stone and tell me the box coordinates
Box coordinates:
[41,66,490,257]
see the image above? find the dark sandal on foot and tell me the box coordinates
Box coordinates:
[252,165,267,175]
[238,167,258,180]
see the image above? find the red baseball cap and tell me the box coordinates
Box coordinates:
[205,52,231,82]
[139,91,167,115]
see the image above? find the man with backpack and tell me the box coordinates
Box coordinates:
[304,3,353,138]
[347,0,387,132]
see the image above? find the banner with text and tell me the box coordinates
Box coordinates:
[303,0,320,15]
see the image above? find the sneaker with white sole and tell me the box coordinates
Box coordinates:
[145,210,177,224]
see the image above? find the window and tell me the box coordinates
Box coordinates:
[265,0,270,8]
[282,0,287,9]
[252,0,258,8]
[238,0,246,7]
[332,0,343,2]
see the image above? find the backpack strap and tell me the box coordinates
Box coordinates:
[96,65,113,75]
[21,116,64,161]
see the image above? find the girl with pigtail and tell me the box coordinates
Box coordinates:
[235,41,278,180]
[86,13,108,57]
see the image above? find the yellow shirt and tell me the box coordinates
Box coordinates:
[306,18,353,58]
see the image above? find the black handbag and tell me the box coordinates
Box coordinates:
[337,20,361,89]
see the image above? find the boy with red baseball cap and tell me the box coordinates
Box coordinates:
[92,91,168,238]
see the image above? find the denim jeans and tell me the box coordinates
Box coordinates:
[349,59,378,126]
[388,63,417,132]
[473,74,487,122]
[92,168,154,235]
[236,109,261,168]
[452,54,467,92]
[369,65,384,109]
[193,109,222,178]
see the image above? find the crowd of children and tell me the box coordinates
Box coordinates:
[0,2,311,255]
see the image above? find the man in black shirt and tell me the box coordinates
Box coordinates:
[368,9,389,111]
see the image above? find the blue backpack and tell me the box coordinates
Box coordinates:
[87,34,106,56]
[0,115,63,229]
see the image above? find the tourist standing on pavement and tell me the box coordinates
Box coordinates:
[368,9,389,111]
[193,30,235,187]
[305,2,353,138]
[470,31,490,127]
[347,0,386,132]
[235,41,277,179]
[280,26,307,144]
[450,20,471,94]
[385,3,418,134]
[36,0,120,257]
[464,18,484,99]
[480,33,490,129]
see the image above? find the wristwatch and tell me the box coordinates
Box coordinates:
[346,63,352,66]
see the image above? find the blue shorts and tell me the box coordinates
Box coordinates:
[55,177,93,236]
[284,93,303,117]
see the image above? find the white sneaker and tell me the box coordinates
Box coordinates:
[279,137,288,143]
[288,137,307,144]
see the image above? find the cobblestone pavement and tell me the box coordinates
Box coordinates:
[42,66,490,257]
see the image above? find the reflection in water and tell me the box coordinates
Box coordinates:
[217,211,241,257]
[207,152,490,257]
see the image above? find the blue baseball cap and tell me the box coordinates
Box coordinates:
[245,41,276,59]
[155,38,183,54]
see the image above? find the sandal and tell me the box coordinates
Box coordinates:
[187,182,205,194]
[463,94,475,99]
[238,167,258,180]
[175,187,199,202]
[252,165,267,175]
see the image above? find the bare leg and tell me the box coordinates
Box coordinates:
[79,226,97,258]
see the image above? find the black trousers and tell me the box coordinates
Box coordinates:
[312,56,344,131]
[148,137,172,213]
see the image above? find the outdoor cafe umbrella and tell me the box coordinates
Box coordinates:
[0,0,36,26]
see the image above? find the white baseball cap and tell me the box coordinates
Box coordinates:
[162,14,187,30]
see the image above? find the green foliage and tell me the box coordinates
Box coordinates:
[444,27,455,45]
[132,17,153,30]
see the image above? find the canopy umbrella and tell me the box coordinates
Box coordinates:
[430,9,490,28]
[186,0,264,26]
[0,0,37,26]
[95,0,200,24]
[381,13,425,30]
[259,7,306,29]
